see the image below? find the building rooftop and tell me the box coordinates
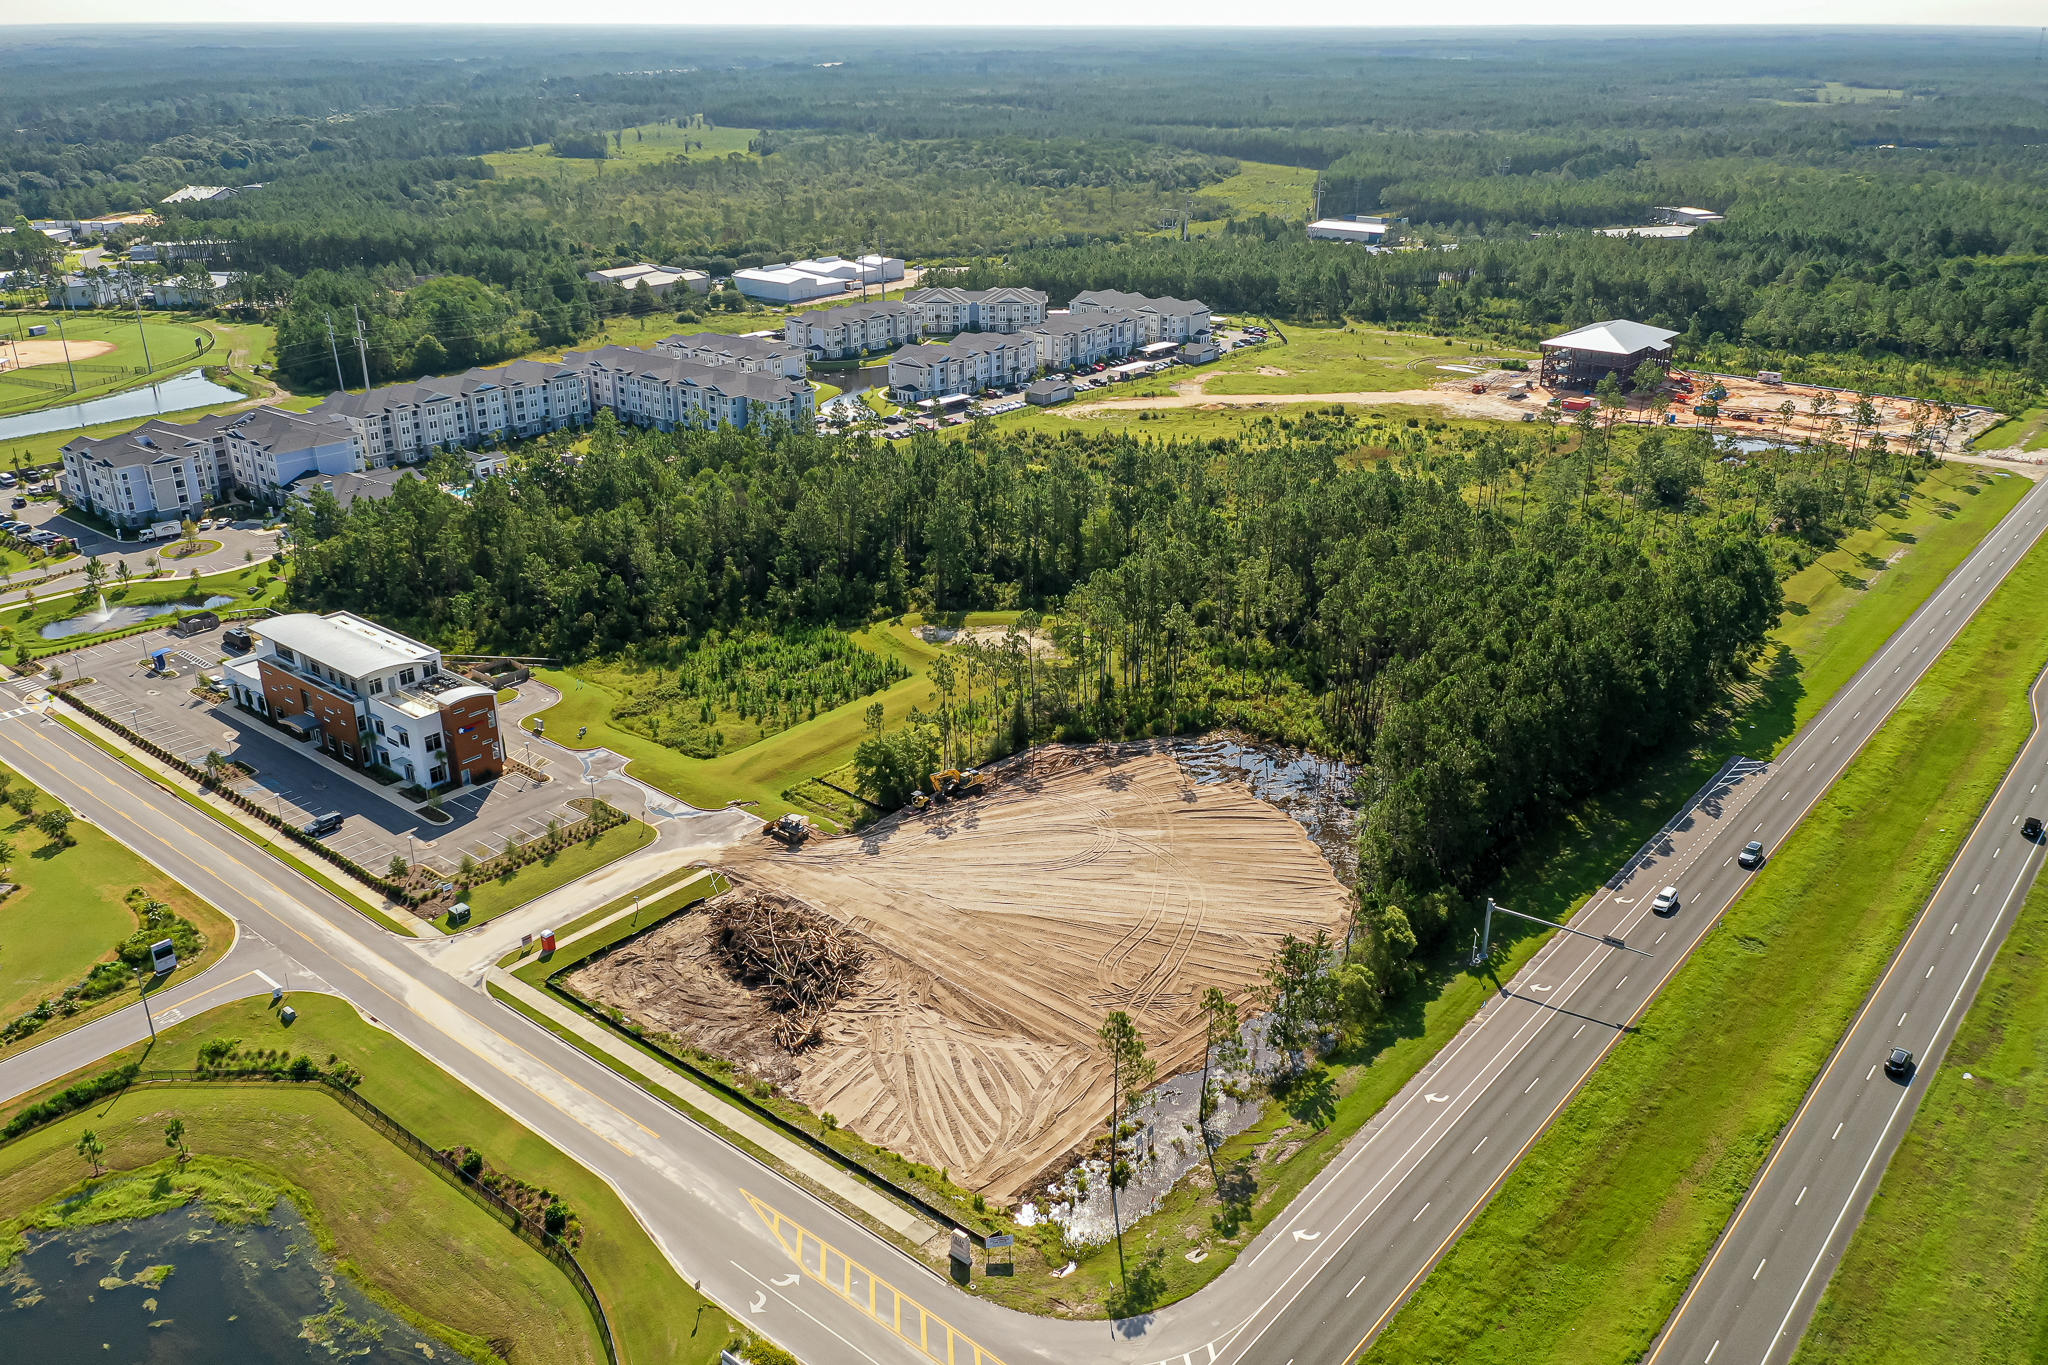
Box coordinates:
[1540,319,1681,356]
[228,406,355,454]
[799,299,912,327]
[662,333,801,361]
[1071,288,1209,316]
[904,286,1048,307]
[564,345,810,402]
[289,467,410,510]
[256,611,435,678]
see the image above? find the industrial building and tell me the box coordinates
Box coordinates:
[1538,319,1679,392]
[1652,206,1725,227]
[733,254,904,303]
[1308,215,1391,244]
[584,262,710,299]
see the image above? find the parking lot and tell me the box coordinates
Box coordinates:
[64,622,593,878]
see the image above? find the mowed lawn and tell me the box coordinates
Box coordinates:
[1203,325,1536,396]
[1796,870,2048,1365]
[1362,496,2048,1365]
[0,763,234,1039]
[450,815,657,930]
[530,618,983,816]
[1184,159,1318,233]
[0,311,215,416]
[0,994,735,1365]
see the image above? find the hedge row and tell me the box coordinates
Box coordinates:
[1,1062,139,1139]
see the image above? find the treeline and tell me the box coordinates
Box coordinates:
[271,270,587,389]
[284,413,1855,968]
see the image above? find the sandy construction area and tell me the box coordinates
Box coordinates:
[570,743,1354,1199]
[0,337,117,370]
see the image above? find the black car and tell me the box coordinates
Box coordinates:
[1884,1047,1915,1079]
[9,497,23,509]
[1738,840,1766,869]
[2025,816,2044,842]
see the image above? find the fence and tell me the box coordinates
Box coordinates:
[0,1066,617,1365]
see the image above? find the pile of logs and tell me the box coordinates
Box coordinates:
[712,892,867,1051]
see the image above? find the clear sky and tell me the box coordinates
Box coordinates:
[1,9,2037,25]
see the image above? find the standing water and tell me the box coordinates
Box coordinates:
[0,1200,444,1363]
[0,371,246,443]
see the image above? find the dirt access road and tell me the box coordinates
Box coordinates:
[1065,369,1532,421]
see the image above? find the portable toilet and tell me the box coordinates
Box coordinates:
[540,928,557,953]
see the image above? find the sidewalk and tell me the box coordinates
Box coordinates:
[489,968,938,1245]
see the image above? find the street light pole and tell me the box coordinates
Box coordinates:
[1472,896,1655,969]
[134,967,157,1040]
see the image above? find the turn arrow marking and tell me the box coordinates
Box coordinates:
[1424,1093,1450,1103]
[749,1292,768,1315]
[1292,1229,1321,1242]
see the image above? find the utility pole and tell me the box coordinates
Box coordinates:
[51,307,79,394]
[131,290,155,374]
[352,305,371,391]
[325,313,346,393]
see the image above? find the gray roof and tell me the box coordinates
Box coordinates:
[904,286,1048,307]
[1541,319,1680,356]
[1029,311,1134,337]
[661,333,801,361]
[65,418,221,468]
[1026,377,1072,395]
[289,467,410,510]
[1071,289,1208,316]
[797,299,912,328]
[563,346,810,402]
[892,332,1032,365]
[256,611,433,677]
[227,407,355,454]
[316,359,579,417]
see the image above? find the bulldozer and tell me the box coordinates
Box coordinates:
[764,812,811,846]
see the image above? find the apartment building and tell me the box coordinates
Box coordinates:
[223,611,502,789]
[903,287,1049,335]
[59,417,227,528]
[888,332,1041,402]
[224,408,364,495]
[1024,310,1141,371]
[565,346,816,430]
[317,359,593,467]
[785,300,919,361]
[1070,290,1212,344]
[656,331,808,379]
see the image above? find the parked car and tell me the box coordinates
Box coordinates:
[303,810,345,838]
[1738,840,1766,868]
[1884,1047,1915,1079]
[1652,885,1680,915]
[8,498,23,510]
[221,626,253,652]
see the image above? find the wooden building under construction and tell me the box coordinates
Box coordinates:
[1539,319,1679,393]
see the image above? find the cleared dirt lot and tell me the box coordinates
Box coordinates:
[0,338,117,370]
[569,742,1354,1200]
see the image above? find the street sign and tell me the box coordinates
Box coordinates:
[985,1234,1015,1249]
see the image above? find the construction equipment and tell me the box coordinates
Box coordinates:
[764,812,812,845]
[929,768,963,797]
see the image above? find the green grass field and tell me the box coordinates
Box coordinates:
[0,993,734,1364]
[447,815,657,930]
[1183,159,1318,235]
[0,762,235,1043]
[1203,325,1534,396]
[530,618,1002,818]
[1796,872,2048,1364]
[1361,485,2048,1365]
[484,120,760,181]
[0,312,216,417]
[1974,405,2048,452]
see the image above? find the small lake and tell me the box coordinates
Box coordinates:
[0,370,246,442]
[0,1199,443,1363]
[40,594,238,640]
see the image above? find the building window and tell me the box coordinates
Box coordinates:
[424,733,442,753]
[429,765,446,785]
[399,668,416,686]
[369,678,384,695]
[372,717,385,736]
[341,743,355,762]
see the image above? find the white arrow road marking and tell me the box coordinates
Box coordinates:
[1292,1229,1320,1242]
[1424,1093,1450,1103]
[750,1292,768,1315]
[772,1273,800,1287]
[1532,984,1553,992]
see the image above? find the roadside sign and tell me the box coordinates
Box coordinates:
[985,1234,1014,1249]
[149,938,178,975]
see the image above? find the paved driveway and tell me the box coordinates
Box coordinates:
[61,623,591,877]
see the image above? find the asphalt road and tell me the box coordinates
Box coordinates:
[0,472,2041,1365]
[1646,679,2048,1365]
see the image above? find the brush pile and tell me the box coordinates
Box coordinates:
[711,891,867,1051]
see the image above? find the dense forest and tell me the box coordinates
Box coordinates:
[277,410,1947,969]
[7,28,2048,390]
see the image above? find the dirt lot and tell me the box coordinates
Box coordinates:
[0,337,117,370]
[568,742,1354,1200]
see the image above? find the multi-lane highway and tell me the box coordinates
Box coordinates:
[0,470,2042,1365]
[1647,676,2048,1365]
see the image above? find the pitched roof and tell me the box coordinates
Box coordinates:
[563,346,810,402]
[798,299,912,328]
[1071,288,1208,316]
[661,333,801,361]
[1541,320,1680,355]
[226,407,355,453]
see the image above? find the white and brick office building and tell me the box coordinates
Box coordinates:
[223,610,503,789]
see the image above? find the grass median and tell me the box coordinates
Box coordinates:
[0,993,735,1365]
[1795,872,2048,1364]
[1359,481,2048,1365]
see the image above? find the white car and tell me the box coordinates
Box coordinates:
[1652,886,1680,916]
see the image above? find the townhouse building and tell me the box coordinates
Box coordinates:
[903,287,1049,336]
[564,346,815,430]
[223,408,365,496]
[785,300,919,361]
[222,611,503,789]
[59,417,227,528]
[656,331,808,379]
[1070,290,1212,344]
[888,332,1042,402]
